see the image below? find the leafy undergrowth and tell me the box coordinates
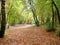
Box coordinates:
[0,25,60,45]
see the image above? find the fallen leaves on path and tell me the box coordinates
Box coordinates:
[0,25,60,45]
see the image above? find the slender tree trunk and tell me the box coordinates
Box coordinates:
[51,0,55,29]
[0,0,6,38]
[25,0,39,26]
[29,2,39,26]
[52,0,60,24]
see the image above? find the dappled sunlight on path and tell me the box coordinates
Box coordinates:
[0,25,60,45]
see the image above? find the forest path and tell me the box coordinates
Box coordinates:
[9,24,35,29]
[0,24,60,45]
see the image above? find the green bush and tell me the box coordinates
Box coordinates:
[46,22,52,28]
[45,22,55,32]
[55,30,60,37]
[31,20,35,24]
[16,16,24,24]
[10,19,15,26]
[45,22,52,31]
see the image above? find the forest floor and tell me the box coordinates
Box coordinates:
[0,24,60,45]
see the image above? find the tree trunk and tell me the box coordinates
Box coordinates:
[0,0,6,38]
[51,0,55,29]
[52,0,60,24]
[29,2,39,26]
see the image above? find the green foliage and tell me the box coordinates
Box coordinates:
[45,22,56,32]
[5,0,33,25]
[16,16,24,24]
[45,22,52,29]
[31,20,35,24]
[55,30,60,37]
[35,0,52,24]
[3,0,60,26]
[9,17,15,26]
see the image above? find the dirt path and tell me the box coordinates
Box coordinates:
[0,25,60,45]
[9,24,35,29]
